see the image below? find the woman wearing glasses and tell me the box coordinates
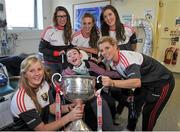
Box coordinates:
[39,6,73,74]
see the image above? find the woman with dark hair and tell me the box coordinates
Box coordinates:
[71,13,100,62]
[100,5,137,51]
[100,5,144,130]
[39,6,73,74]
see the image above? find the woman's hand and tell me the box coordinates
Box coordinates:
[61,103,75,113]
[59,50,65,56]
[67,104,84,122]
[101,76,114,87]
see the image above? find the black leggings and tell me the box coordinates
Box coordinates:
[142,77,175,131]
[110,88,146,131]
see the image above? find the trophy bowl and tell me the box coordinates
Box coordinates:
[62,75,96,102]
[55,75,96,131]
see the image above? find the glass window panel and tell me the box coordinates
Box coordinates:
[5,0,35,28]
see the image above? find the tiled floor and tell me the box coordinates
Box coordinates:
[115,73,180,131]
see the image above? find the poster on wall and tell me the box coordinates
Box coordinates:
[73,0,110,31]
[121,14,134,26]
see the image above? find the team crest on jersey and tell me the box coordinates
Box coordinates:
[41,92,48,101]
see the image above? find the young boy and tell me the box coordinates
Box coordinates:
[62,47,121,130]
[63,47,120,78]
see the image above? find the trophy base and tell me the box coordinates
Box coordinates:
[64,119,91,131]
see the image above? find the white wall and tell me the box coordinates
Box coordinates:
[10,0,158,55]
[12,30,41,55]
[52,0,158,33]
[112,0,158,24]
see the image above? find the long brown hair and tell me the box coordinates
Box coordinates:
[19,55,51,112]
[53,6,72,45]
[82,13,100,48]
[100,5,126,42]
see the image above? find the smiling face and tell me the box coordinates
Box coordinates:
[82,16,94,35]
[24,61,44,88]
[56,10,67,27]
[98,37,119,62]
[99,41,116,61]
[66,49,82,67]
[103,9,116,29]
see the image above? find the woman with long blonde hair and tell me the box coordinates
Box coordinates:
[10,55,83,131]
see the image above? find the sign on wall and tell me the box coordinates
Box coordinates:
[121,14,134,26]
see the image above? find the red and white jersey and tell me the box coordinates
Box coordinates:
[108,50,173,88]
[109,24,135,45]
[11,81,50,118]
[71,30,90,48]
[110,50,143,78]
[41,26,66,46]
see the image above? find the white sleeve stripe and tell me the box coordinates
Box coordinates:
[17,88,27,112]
[121,55,128,68]
[19,88,26,112]
[120,52,130,68]
[72,31,81,38]
[128,73,135,77]
[21,89,26,112]
[17,89,23,112]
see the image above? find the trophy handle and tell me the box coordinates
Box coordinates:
[96,75,110,94]
[96,75,102,83]
[51,73,62,87]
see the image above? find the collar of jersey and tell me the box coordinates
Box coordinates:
[56,26,64,30]
[113,50,120,66]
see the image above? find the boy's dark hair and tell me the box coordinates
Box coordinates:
[66,47,82,69]
[66,47,81,56]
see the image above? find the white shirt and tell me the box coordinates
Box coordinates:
[11,81,50,118]
[109,50,143,78]
[109,24,135,45]
[71,30,90,48]
[41,26,66,46]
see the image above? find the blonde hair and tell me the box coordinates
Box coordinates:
[97,36,118,48]
[20,55,50,112]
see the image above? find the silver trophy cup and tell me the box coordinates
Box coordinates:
[52,73,96,131]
